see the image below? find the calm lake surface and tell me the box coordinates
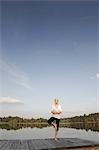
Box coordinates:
[0,124,99,142]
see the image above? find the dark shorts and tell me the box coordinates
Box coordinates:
[48,117,60,131]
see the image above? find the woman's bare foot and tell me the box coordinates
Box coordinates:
[54,137,58,141]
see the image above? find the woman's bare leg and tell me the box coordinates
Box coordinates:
[55,130,58,140]
[55,119,60,140]
[50,123,58,139]
[51,122,56,128]
[54,124,58,140]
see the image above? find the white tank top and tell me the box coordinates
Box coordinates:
[51,104,62,119]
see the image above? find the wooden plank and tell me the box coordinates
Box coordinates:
[0,140,7,149]
[9,140,20,150]
[32,139,51,149]
[0,140,14,150]
[44,138,65,149]
[58,138,99,148]
[19,140,29,150]
[40,139,56,149]
[28,139,50,150]
[28,139,39,150]
[0,138,98,150]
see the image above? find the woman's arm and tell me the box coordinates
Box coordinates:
[51,104,62,114]
[51,110,62,114]
[51,110,57,114]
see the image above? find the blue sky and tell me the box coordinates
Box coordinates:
[0,0,99,118]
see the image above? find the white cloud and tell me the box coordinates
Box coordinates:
[90,73,99,80]
[0,59,32,89]
[96,73,99,78]
[0,96,23,104]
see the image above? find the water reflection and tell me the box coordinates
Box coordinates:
[0,123,47,130]
[0,123,98,132]
[64,122,99,132]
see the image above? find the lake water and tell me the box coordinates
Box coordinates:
[0,126,99,142]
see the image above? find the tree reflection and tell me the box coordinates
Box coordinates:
[60,122,99,132]
[0,123,47,130]
[0,123,98,132]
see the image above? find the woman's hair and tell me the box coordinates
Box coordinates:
[54,99,59,105]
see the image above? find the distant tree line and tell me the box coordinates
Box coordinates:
[0,113,99,125]
[0,116,47,124]
[61,113,99,124]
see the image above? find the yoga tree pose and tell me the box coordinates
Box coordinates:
[48,99,62,140]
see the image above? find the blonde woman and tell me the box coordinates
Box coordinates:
[48,99,62,140]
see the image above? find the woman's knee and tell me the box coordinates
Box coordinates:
[48,119,51,124]
[48,117,54,125]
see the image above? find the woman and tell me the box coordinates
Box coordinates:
[48,99,62,140]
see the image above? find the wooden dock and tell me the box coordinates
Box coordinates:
[0,138,99,150]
